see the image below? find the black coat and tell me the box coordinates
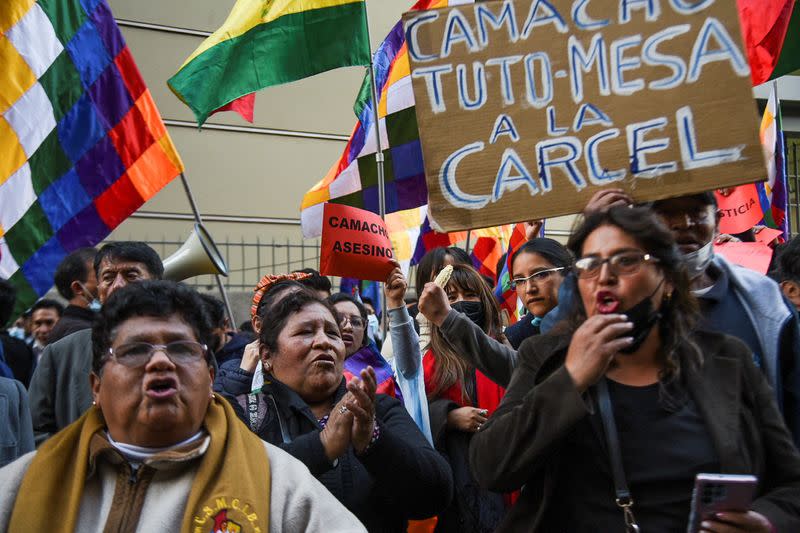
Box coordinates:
[226,377,453,532]
[469,330,800,532]
[503,315,540,350]
[47,305,95,345]
[0,333,34,387]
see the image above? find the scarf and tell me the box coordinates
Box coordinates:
[9,397,270,533]
[344,342,402,399]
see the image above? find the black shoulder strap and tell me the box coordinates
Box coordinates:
[596,378,640,533]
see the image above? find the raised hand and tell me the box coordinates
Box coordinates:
[241,339,261,373]
[418,282,452,327]
[583,188,633,215]
[319,394,354,462]
[347,366,378,454]
[384,265,408,309]
[564,314,634,392]
[524,219,544,241]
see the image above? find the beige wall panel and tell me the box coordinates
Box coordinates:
[109,0,401,42]
[131,126,345,217]
[108,219,307,242]
[109,0,238,33]
[117,26,364,134]
[111,0,410,134]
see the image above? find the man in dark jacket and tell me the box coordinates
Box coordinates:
[47,248,98,344]
[27,299,63,364]
[28,242,163,444]
[651,193,800,447]
[0,280,35,387]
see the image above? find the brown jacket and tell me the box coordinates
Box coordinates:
[469,330,800,532]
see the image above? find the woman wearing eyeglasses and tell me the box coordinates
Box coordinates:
[0,281,365,532]
[328,292,400,398]
[469,207,800,532]
[504,238,573,349]
[417,239,572,392]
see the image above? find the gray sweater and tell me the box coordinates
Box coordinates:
[0,377,34,467]
[27,329,93,445]
[439,309,518,387]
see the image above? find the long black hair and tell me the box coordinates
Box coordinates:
[429,263,503,403]
[566,206,701,399]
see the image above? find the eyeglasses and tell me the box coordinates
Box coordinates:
[108,341,208,368]
[511,267,566,289]
[339,315,365,329]
[574,252,659,279]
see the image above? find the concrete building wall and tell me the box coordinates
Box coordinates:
[102,2,800,322]
[105,0,400,243]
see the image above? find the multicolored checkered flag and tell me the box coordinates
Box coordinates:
[1,0,183,316]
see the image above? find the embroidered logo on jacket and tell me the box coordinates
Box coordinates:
[192,497,262,533]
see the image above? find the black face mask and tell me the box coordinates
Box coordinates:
[618,279,665,354]
[452,301,486,331]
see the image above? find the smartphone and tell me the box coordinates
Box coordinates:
[686,473,757,533]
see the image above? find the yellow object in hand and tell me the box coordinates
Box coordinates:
[433,265,453,288]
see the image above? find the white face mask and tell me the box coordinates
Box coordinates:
[7,326,25,340]
[367,314,380,337]
[79,283,101,312]
[682,240,715,278]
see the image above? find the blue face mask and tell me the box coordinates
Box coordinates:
[79,283,102,312]
[7,327,25,340]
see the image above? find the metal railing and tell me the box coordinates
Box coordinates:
[103,237,322,291]
[788,141,799,238]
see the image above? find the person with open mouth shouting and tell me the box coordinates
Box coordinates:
[225,289,452,532]
[470,206,800,533]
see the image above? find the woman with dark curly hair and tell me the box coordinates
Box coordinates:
[470,206,800,533]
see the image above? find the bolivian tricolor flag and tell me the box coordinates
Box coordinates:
[739,0,800,86]
[168,0,371,126]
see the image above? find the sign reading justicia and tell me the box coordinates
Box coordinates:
[403,0,766,231]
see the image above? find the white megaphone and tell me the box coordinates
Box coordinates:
[162,223,228,281]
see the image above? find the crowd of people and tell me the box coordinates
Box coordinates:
[0,190,799,532]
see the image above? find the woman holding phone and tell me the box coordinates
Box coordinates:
[470,207,800,532]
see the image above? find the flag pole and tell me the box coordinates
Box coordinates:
[360,2,386,221]
[362,1,388,340]
[774,79,792,238]
[773,79,791,239]
[178,172,237,330]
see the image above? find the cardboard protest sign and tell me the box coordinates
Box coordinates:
[404,0,766,231]
[714,242,773,274]
[319,203,396,281]
[716,184,762,234]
